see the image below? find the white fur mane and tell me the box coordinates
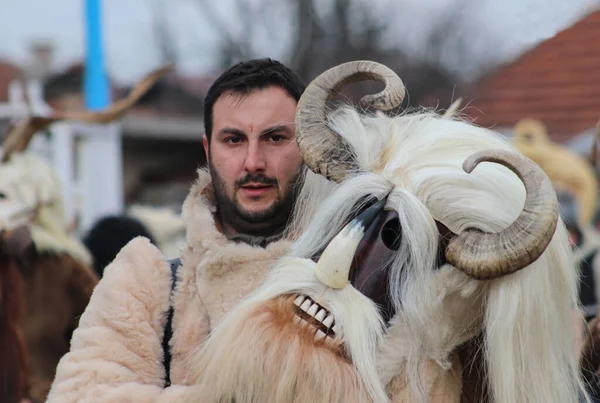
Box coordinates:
[0,151,92,265]
[285,106,588,402]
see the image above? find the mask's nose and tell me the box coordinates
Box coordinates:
[348,211,401,323]
[313,198,388,289]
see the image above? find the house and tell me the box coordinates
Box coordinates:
[462,9,600,149]
[459,8,600,230]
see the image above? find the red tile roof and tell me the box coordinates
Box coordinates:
[463,9,600,143]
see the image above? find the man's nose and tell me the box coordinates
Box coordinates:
[244,141,266,173]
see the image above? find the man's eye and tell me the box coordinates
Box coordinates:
[269,135,285,142]
[226,137,242,144]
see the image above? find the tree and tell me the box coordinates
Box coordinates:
[149,0,179,65]
[153,0,491,109]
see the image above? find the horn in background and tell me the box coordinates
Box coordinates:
[1,63,174,163]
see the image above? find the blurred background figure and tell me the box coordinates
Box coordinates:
[83,204,185,278]
[82,214,155,278]
[0,60,168,403]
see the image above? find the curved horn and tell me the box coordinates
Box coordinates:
[445,149,559,280]
[295,61,406,182]
[1,63,174,163]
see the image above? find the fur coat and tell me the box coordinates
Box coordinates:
[46,169,463,403]
[45,169,293,402]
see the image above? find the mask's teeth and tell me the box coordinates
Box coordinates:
[300,299,311,312]
[292,294,337,340]
[315,308,326,322]
[322,315,334,328]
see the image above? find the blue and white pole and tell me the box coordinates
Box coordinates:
[80,0,124,232]
[84,0,110,110]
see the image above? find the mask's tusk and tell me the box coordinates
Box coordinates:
[314,198,387,289]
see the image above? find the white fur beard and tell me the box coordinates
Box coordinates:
[184,257,390,403]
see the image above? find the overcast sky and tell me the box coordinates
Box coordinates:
[1,0,598,85]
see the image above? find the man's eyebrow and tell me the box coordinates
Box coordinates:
[218,127,246,137]
[260,125,293,136]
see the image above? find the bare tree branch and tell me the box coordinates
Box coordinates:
[234,0,255,57]
[192,0,252,66]
[148,0,179,64]
[153,0,487,108]
[289,0,327,79]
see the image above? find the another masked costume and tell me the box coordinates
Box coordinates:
[512,118,600,316]
[0,152,98,403]
[0,63,173,403]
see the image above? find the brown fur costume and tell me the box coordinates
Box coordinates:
[19,249,98,401]
[0,225,34,403]
[0,248,29,403]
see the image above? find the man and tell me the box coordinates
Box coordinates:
[46,58,327,402]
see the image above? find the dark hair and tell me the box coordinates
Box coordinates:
[83,215,156,278]
[203,58,305,142]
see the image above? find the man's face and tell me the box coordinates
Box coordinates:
[204,86,304,231]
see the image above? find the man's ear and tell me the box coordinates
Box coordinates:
[203,134,209,161]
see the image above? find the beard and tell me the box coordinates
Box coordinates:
[208,158,304,238]
[181,257,390,403]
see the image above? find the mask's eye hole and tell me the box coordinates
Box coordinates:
[0,191,7,200]
[381,217,401,251]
